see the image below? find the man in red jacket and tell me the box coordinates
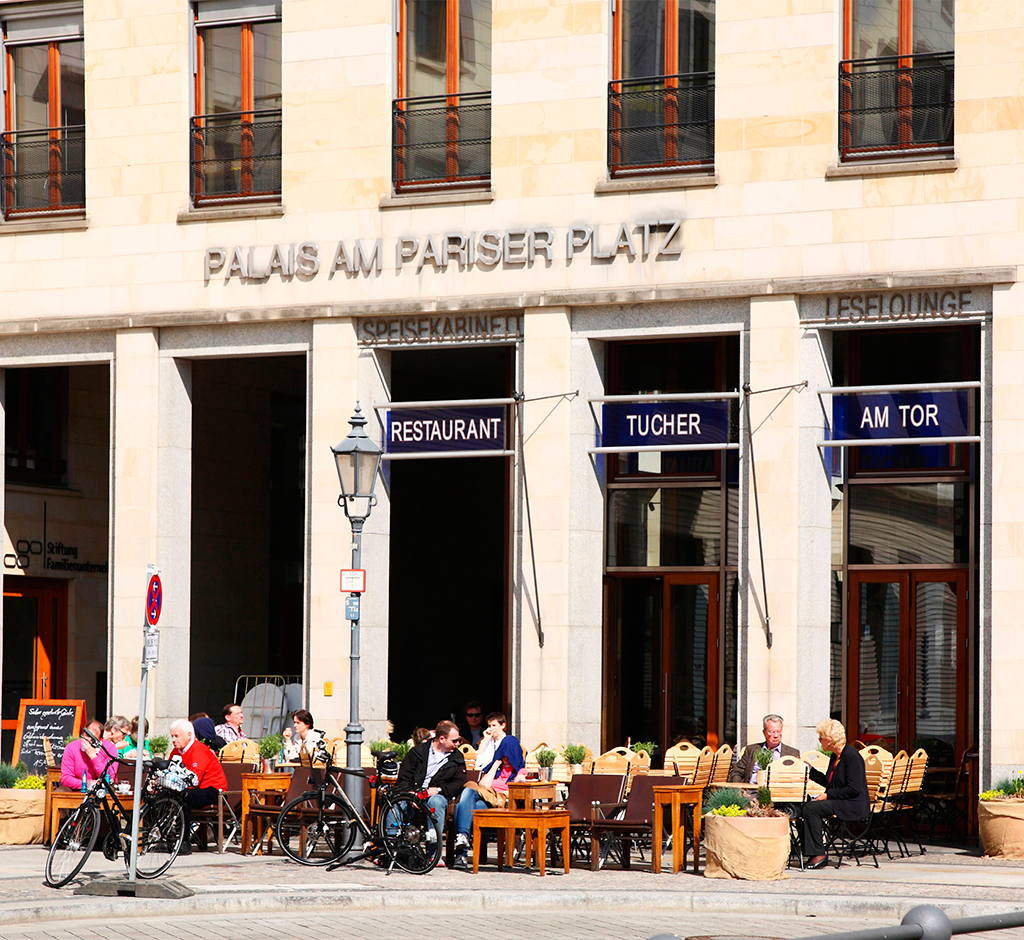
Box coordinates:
[169,718,228,853]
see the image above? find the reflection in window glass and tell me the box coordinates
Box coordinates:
[13,46,49,130]
[203,26,242,113]
[723,571,737,746]
[459,0,491,96]
[914,580,957,767]
[678,1,715,74]
[621,0,664,80]
[831,572,843,720]
[253,21,282,110]
[406,0,447,99]
[60,41,85,126]
[848,483,965,565]
[858,580,900,752]
[607,487,721,567]
[851,0,898,58]
[912,0,954,55]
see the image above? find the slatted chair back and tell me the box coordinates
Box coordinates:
[905,749,929,795]
[689,746,716,789]
[765,756,808,804]
[710,744,733,786]
[593,746,632,775]
[220,738,260,766]
[801,750,830,773]
[458,743,476,770]
[859,744,894,782]
[630,748,652,774]
[619,773,659,823]
[565,773,627,823]
[863,755,886,805]
[664,740,701,778]
[881,750,911,800]
[43,736,57,768]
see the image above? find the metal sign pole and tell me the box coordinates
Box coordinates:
[127,565,161,885]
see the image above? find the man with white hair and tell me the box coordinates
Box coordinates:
[169,718,227,854]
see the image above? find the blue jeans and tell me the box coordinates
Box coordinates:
[386,793,449,840]
[455,786,489,837]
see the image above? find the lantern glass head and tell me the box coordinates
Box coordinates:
[331,404,382,520]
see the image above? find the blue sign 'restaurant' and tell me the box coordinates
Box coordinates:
[833,391,971,440]
[386,406,506,454]
[602,401,730,448]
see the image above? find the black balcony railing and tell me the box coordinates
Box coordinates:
[608,72,714,177]
[190,109,282,204]
[392,92,490,191]
[0,125,85,218]
[840,53,954,160]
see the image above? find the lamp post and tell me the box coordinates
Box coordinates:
[331,403,383,810]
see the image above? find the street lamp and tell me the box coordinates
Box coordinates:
[331,403,383,809]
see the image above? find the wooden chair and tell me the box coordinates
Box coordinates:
[630,749,652,774]
[859,744,894,784]
[709,744,733,786]
[43,736,57,768]
[801,750,829,796]
[823,755,887,869]
[888,748,928,857]
[664,741,701,778]
[241,770,305,855]
[766,755,808,869]
[689,746,716,789]
[457,743,476,770]
[592,747,632,775]
[219,739,260,766]
[43,767,63,844]
[191,761,246,852]
[561,773,626,864]
[920,746,976,841]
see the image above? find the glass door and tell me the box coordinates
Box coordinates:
[848,569,966,767]
[664,574,718,751]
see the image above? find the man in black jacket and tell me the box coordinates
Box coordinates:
[396,720,467,843]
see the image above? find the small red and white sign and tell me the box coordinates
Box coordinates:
[146,574,162,626]
[340,569,366,593]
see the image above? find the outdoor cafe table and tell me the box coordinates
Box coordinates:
[49,788,135,846]
[507,780,558,809]
[652,784,704,874]
[472,807,570,876]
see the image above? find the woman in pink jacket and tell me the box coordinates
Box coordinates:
[60,720,117,789]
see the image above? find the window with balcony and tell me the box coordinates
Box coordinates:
[394,0,491,193]
[609,0,715,178]
[1,7,84,219]
[840,0,954,162]
[191,1,281,206]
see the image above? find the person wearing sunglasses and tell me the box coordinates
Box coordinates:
[462,702,484,747]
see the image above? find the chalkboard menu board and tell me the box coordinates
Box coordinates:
[12,699,85,775]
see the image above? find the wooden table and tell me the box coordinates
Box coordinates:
[49,788,135,844]
[652,785,703,873]
[240,771,291,855]
[472,808,570,876]
[507,780,558,809]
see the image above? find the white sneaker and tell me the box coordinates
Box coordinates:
[455,832,469,850]
[426,828,437,844]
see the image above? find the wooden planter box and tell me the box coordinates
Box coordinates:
[979,799,1024,859]
[0,789,45,845]
[704,813,791,880]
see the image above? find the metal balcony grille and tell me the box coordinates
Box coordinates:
[190,110,282,204]
[608,72,714,177]
[392,92,490,191]
[840,53,954,160]
[0,126,85,218]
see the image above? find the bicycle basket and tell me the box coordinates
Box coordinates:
[151,756,198,791]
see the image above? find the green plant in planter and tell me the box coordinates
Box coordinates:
[148,735,170,758]
[563,744,587,765]
[257,734,283,761]
[630,741,656,756]
[703,787,751,816]
[754,747,773,771]
[391,742,411,760]
[0,761,26,788]
[536,748,557,768]
[14,774,45,789]
[757,785,773,808]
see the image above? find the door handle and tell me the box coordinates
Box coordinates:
[41,673,48,699]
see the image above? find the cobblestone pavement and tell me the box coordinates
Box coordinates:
[0,909,1009,940]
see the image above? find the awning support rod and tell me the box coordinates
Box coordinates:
[817,436,979,448]
[743,382,772,650]
[818,380,980,395]
[514,392,544,649]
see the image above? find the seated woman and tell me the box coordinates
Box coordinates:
[281,709,321,762]
[104,715,132,756]
[801,718,870,869]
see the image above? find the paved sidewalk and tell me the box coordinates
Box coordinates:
[1,841,1022,933]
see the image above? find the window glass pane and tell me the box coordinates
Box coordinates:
[858,579,900,752]
[851,0,898,58]
[621,0,665,80]
[914,580,958,767]
[912,0,953,55]
[458,0,490,95]
[252,21,281,110]
[831,572,843,720]
[607,487,721,567]
[678,0,714,74]
[669,582,709,747]
[13,45,50,130]
[5,367,68,486]
[723,570,737,746]
[405,0,447,99]
[58,40,84,126]
[203,25,242,113]
[848,483,966,565]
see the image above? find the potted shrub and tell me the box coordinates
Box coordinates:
[0,762,44,845]
[148,735,169,759]
[536,748,557,781]
[563,744,587,775]
[754,747,773,787]
[257,733,283,771]
[702,787,791,880]
[979,772,1024,858]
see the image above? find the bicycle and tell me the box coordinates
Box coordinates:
[273,734,442,874]
[44,729,190,888]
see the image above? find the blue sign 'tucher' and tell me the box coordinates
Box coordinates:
[601,400,730,448]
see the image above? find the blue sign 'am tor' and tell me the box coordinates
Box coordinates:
[832,390,971,441]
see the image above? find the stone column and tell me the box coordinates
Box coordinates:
[519,306,572,747]
[110,329,160,722]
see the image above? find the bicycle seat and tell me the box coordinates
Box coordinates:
[144,759,170,771]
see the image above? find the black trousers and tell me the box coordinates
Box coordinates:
[183,786,219,834]
[799,799,836,856]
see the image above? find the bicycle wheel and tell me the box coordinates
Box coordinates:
[275,792,359,866]
[378,792,442,874]
[45,802,100,888]
[133,793,186,879]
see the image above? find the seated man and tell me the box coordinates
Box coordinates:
[60,720,116,789]
[215,703,247,744]
[452,711,524,870]
[169,718,228,854]
[395,720,466,844]
[728,713,799,783]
